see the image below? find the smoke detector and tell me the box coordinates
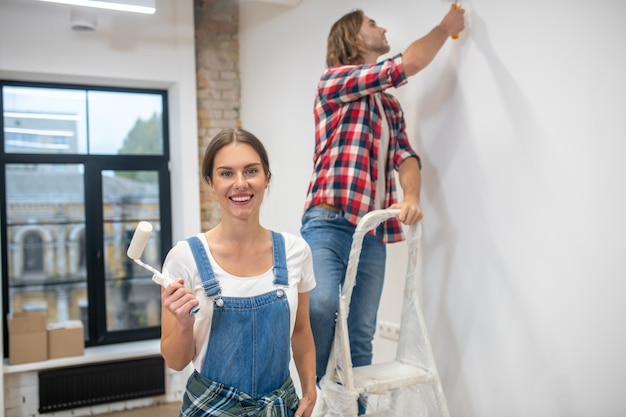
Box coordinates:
[70,8,97,31]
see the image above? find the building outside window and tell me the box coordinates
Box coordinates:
[1,81,172,351]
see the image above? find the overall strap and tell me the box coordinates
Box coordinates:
[271,231,288,286]
[186,236,221,298]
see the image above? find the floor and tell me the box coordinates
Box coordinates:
[97,402,181,417]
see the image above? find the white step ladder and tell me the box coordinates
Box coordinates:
[313,209,450,417]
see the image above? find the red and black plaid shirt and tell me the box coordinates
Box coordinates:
[303,53,420,244]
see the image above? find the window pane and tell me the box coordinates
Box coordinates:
[102,170,162,332]
[2,86,88,154]
[5,164,88,331]
[2,81,170,349]
[88,91,163,155]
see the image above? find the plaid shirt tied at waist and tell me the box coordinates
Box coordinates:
[180,371,299,417]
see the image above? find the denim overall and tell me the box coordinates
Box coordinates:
[181,232,297,417]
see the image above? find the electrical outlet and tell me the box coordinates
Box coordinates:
[377,320,400,341]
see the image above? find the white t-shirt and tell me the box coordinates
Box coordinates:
[162,231,316,371]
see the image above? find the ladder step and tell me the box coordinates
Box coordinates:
[352,361,436,395]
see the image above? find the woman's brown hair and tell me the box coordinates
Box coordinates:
[201,128,272,185]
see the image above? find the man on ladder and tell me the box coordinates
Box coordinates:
[300,5,465,415]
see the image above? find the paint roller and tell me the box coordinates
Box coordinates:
[441,0,463,40]
[452,1,461,39]
[127,221,199,315]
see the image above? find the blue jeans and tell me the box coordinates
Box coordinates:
[301,207,386,380]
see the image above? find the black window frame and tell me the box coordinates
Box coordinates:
[1,79,172,354]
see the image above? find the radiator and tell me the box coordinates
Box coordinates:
[38,356,165,413]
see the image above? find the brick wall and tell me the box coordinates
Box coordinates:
[195,0,240,231]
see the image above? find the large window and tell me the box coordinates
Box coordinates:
[1,81,172,351]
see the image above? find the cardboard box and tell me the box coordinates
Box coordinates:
[47,321,85,359]
[8,311,48,365]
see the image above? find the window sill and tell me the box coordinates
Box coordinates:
[3,339,161,374]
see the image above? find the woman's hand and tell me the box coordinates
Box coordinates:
[162,278,199,321]
[295,389,317,417]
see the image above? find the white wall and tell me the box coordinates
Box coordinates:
[240,1,626,416]
[1,0,625,416]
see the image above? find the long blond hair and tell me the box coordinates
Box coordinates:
[326,9,364,67]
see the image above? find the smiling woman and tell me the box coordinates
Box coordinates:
[205,137,270,223]
[158,128,317,417]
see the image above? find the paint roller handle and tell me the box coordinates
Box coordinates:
[451,2,461,39]
[154,269,200,316]
[133,259,199,316]
[156,271,201,316]
[155,272,201,316]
